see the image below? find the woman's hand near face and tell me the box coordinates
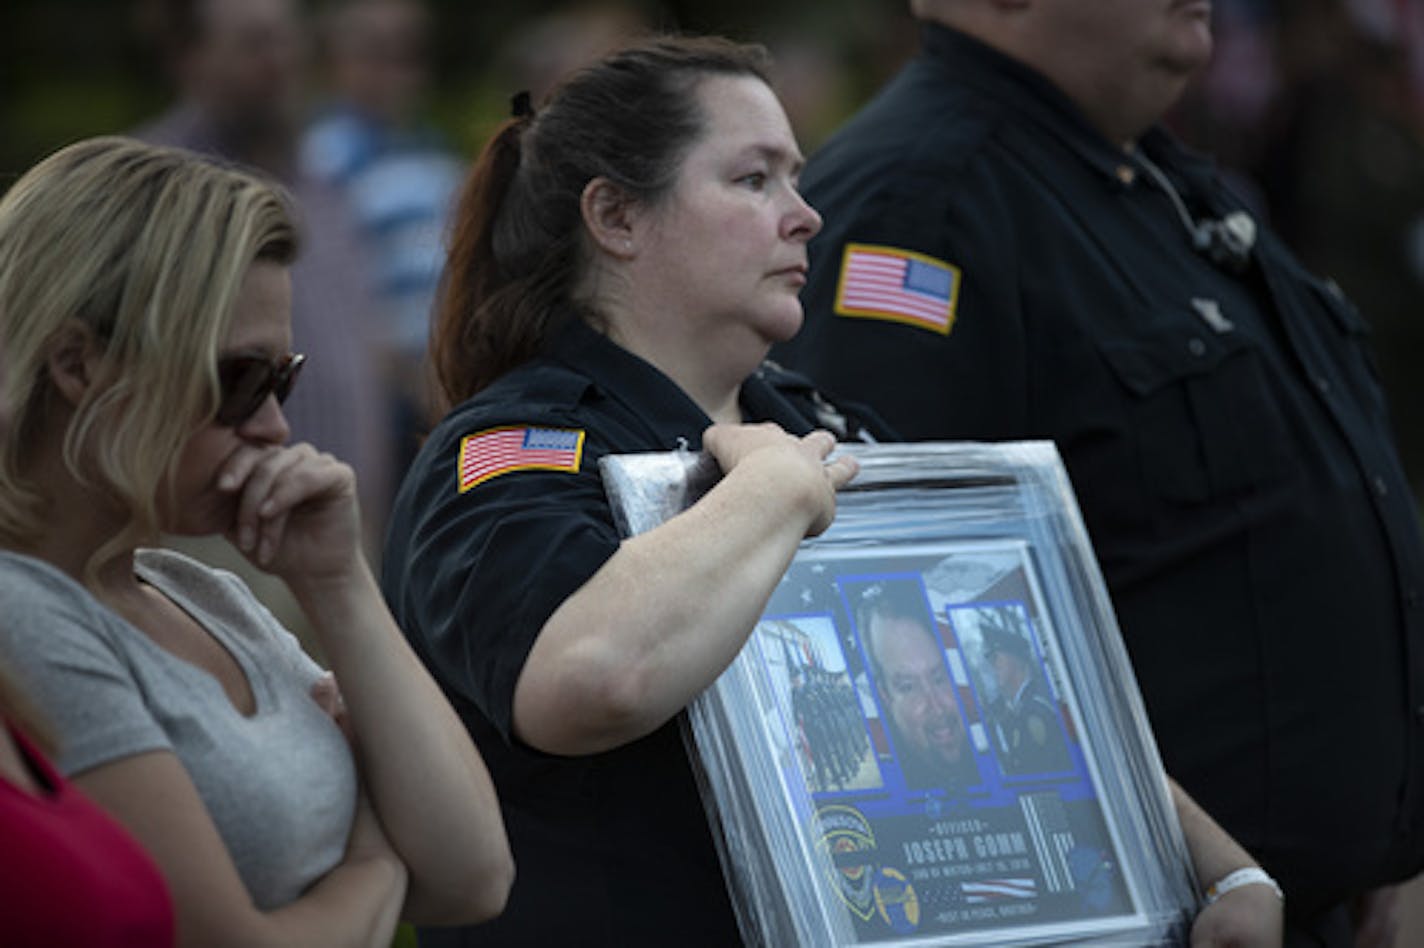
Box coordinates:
[215,442,363,586]
[702,424,858,537]
[216,442,514,925]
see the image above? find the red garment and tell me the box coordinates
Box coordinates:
[0,723,175,947]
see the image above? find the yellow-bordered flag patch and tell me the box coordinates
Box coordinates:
[834,243,960,335]
[457,426,585,492]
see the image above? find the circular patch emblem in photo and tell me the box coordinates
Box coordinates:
[814,805,878,920]
[873,866,920,934]
[1068,845,1118,912]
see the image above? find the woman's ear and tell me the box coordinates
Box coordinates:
[580,177,640,260]
[45,321,101,408]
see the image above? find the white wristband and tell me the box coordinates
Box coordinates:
[1204,866,1284,905]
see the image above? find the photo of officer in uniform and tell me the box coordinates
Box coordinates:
[857,584,980,792]
[978,609,1073,777]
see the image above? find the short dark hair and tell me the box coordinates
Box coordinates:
[858,583,936,684]
[981,614,1031,665]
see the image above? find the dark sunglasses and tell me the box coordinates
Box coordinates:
[215,352,306,427]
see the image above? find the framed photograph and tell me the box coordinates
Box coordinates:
[602,442,1198,945]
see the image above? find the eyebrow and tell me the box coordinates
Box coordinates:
[218,344,286,361]
[743,143,806,174]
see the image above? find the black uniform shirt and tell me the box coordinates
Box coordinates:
[778,23,1424,923]
[381,317,825,946]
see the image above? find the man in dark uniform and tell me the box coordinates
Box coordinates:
[980,620,1071,776]
[777,1,1424,943]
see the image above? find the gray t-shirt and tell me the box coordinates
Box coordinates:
[0,549,356,909]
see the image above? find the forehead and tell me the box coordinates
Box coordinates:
[873,615,939,664]
[1034,0,1158,28]
[681,73,799,164]
[1030,0,1199,57]
[224,260,292,352]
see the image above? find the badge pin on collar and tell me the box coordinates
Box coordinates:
[1191,297,1234,334]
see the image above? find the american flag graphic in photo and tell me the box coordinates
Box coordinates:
[960,877,1038,903]
[457,426,584,492]
[1021,790,1077,893]
[834,243,960,334]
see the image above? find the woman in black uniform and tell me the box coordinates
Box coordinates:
[380,36,858,946]
[380,32,1281,948]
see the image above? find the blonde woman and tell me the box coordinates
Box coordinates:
[0,136,512,947]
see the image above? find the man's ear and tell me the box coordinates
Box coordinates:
[580,177,640,260]
[45,321,101,408]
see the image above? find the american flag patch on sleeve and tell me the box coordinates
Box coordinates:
[457,426,585,492]
[833,243,960,335]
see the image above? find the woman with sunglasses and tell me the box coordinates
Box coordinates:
[0,136,512,946]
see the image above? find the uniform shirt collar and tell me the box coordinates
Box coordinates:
[920,22,1216,192]
[543,316,813,445]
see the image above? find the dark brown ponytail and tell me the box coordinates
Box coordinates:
[429,35,772,412]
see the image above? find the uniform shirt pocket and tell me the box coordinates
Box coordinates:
[1098,324,1290,504]
[1308,277,1390,420]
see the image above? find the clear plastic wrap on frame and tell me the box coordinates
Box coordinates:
[600,441,1199,946]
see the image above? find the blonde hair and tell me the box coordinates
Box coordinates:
[0,136,297,572]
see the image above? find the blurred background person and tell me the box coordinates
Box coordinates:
[1260,0,1424,499]
[491,1,655,108]
[300,0,465,478]
[134,0,394,552]
[1174,0,1424,500]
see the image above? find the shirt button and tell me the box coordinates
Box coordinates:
[1415,704,1424,722]
[1407,588,1421,608]
[1314,376,1331,396]
[1373,474,1390,497]
[1187,338,1207,357]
